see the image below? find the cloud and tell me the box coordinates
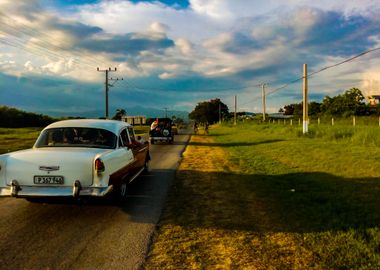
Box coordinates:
[74,0,222,42]
[77,32,175,56]
[175,38,194,56]
[148,22,170,33]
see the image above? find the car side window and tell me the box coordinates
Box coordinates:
[127,127,136,142]
[120,129,130,147]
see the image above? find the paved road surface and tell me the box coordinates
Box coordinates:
[0,133,190,270]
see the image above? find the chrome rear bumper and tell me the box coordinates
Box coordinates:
[0,182,113,197]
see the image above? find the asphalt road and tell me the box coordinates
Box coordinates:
[0,132,190,270]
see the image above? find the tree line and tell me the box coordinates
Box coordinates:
[0,106,56,127]
[281,88,380,117]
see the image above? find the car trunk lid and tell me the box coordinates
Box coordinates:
[5,148,109,187]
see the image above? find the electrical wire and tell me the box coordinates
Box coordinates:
[263,46,380,99]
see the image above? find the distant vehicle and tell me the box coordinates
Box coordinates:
[0,119,150,201]
[149,118,174,144]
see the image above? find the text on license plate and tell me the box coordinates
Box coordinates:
[33,176,64,184]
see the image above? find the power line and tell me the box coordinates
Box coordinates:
[0,11,105,67]
[265,46,380,98]
[308,47,380,77]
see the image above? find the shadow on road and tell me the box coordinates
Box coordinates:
[20,169,175,225]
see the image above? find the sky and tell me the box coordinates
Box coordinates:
[1,0,380,117]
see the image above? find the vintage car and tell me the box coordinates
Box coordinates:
[149,118,174,144]
[0,119,150,201]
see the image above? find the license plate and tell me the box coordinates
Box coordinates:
[33,176,64,184]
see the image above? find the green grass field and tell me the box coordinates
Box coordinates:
[0,127,42,154]
[146,122,380,269]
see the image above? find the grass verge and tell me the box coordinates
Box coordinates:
[0,127,42,154]
[145,123,380,269]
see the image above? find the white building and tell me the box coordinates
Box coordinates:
[121,116,147,125]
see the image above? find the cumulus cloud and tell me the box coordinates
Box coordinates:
[148,22,170,33]
[175,38,194,56]
[42,58,75,74]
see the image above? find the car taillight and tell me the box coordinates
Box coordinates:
[95,158,105,173]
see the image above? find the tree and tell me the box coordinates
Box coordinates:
[112,108,126,120]
[283,103,302,116]
[309,101,322,116]
[282,88,370,117]
[321,88,366,116]
[189,99,229,124]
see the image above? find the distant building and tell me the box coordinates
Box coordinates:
[121,116,147,125]
[268,113,293,119]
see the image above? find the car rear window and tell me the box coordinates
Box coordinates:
[35,127,117,149]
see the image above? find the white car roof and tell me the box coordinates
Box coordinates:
[43,119,131,135]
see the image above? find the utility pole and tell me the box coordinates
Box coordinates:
[261,83,266,121]
[164,107,168,118]
[97,67,117,119]
[303,64,308,134]
[234,95,237,126]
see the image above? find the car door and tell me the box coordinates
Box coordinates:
[113,128,138,180]
[126,127,147,169]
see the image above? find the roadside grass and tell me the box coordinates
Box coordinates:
[0,127,42,154]
[133,125,150,135]
[145,122,380,269]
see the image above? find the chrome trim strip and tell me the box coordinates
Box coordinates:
[39,166,60,172]
[128,167,144,184]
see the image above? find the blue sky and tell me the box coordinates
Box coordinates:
[1,0,380,117]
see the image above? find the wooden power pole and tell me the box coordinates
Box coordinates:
[262,83,266,121]
[97,67,117,119]
[234,95,237,125]
[303,64,308,134]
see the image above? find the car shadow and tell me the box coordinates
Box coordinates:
[22,169,175,225]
